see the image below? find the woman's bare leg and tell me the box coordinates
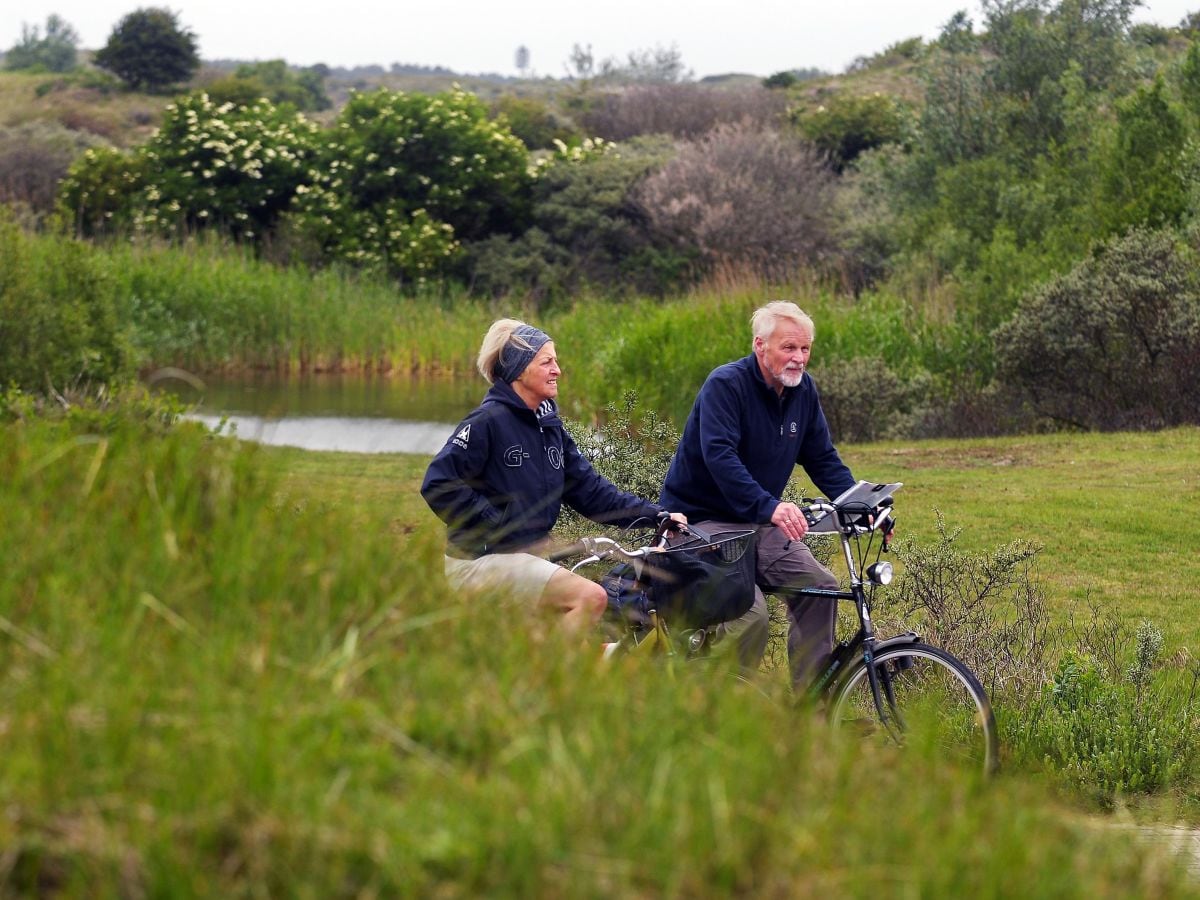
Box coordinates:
[541,568,607,633]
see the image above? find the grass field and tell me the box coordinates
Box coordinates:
[3,409,1200,894]
[267,426,1200,644]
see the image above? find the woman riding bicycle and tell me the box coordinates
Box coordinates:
[421,319,686,633]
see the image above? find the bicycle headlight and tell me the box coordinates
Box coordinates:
[866,561,894,586]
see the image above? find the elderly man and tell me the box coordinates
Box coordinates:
[660,301,857,687]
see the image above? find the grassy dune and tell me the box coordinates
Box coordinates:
[3,405,1197,893]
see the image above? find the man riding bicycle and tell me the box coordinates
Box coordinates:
[660,301,857,686]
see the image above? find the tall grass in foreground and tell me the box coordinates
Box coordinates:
[0,409,1196,895]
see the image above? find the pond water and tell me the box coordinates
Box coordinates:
[155,371,482,454]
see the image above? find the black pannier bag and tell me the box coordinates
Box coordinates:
[601,562,653,624]
[646,529,757,628]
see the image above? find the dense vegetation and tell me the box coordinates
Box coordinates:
[6,5,1200,887]
[5,0,1200,438]
[1,397,1198,894]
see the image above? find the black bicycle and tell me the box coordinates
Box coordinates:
[799,483,999,776]
[549,484,1000,776]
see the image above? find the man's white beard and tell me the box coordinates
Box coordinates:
[778,366,804,388]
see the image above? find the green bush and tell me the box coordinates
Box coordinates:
[1178,39,1200,122]
[994,227,1200,429]
[811,356,927,444]
[468,135,687,303]
[203,59,331,113]
[1015,623,1200,805]
[490,93,578,150]
[792,92,910,172]
[58,145,146,237]
[0,213,133,391]
[286,87,530,281]
[1099,77,1189,234]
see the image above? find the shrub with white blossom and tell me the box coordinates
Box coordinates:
[137,93,319,239]
[286,87,530,280]
[61,93,318,241]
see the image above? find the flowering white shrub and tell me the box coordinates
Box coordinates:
[286,87,530,280]
[60,87,532,284]
[137,93,319,238]
[59,145,146,236]
[61,92,318,240]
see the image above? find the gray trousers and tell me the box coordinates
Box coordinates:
[698,521,840,687]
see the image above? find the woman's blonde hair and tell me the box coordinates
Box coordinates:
[477,318,537,383]
[751,300,814,344]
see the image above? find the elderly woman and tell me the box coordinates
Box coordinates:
[421,319,683,632]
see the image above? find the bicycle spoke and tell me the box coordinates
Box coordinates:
[830,645,998,775]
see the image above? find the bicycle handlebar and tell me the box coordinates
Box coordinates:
[546,541,588,564]
[804,493,896,535]
[546,490,896,565]
[545,514,697,566]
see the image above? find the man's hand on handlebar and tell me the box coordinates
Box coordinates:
[771,501,809,542]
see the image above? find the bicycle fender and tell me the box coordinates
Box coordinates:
[825,631,925,710]
[872,631,923,653]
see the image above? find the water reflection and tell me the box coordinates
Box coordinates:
[156,372,480,454]
[188,414,456,455]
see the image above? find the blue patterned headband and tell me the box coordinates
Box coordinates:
[495,325,552,384]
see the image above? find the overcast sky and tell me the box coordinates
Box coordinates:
[3,1,1198,79]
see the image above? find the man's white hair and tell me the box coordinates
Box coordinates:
[751,301,814,343]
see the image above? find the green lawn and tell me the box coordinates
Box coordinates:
[267,426,1200,645]
[845,427,1200,643]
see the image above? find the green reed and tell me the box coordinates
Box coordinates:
[4,225,952,425]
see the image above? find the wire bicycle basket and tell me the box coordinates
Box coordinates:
[648,528,758,628]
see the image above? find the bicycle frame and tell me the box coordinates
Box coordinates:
[797,500,912,727]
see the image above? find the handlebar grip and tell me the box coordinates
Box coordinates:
[546,542,587,564]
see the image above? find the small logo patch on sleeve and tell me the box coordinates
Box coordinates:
[452,424,471,449]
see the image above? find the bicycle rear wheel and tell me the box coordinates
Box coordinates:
[829,643,999,776]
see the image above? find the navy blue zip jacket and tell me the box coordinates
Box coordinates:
[422,380,663,557]
[660,354,855,523]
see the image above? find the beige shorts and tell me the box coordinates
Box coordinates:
[443,552,561,603]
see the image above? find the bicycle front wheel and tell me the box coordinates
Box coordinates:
[829,643,999,776]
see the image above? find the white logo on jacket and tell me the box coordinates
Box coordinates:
[452,424,471,449]
[547,446,562,469]
[504,444,530,467]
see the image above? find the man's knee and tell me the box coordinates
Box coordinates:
[742,591,770,636]
[718,590,769,670]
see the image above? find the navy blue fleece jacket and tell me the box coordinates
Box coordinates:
[422,380,662,557]
[659,354,855,523]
